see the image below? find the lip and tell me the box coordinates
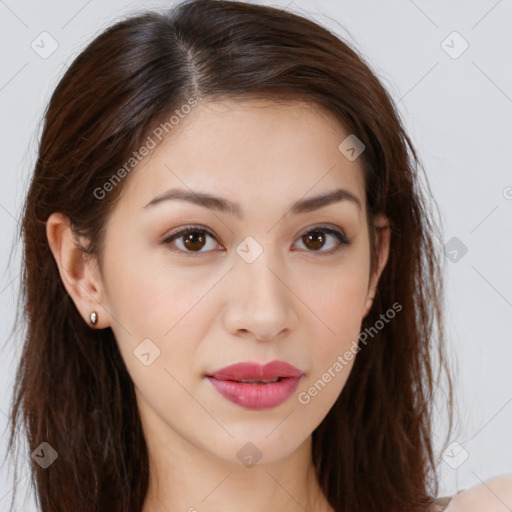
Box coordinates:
[205,360,304,410]
[207,360,304,381]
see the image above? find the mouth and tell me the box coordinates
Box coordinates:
[230,377,282,383]
[204,360,304,410]
[205,360,304,381]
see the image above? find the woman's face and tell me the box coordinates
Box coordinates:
[93,99,389,465]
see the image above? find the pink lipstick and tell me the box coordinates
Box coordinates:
[205,360,304,410]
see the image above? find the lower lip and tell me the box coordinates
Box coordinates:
[206,376,302,410]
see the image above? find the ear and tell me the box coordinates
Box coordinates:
[362,213,391,318]
[46,212,111,329]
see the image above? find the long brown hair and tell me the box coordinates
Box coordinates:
[5,1,454,510]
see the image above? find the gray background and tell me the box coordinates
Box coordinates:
[1,0,511,509]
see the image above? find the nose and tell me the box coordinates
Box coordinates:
[223,250,298,341]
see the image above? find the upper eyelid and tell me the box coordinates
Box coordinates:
[163,223,346,240]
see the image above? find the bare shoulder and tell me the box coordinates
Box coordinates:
[447,474,512,512]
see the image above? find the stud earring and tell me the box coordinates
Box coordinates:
[90,311,98,326]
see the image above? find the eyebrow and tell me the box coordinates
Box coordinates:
[143,186,362,217]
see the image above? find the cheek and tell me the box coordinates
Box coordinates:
[101,231,201,335]
[102,239,219,383]
[295,281,364,418]
[306,279,366,380]
[298,253,370,338]
[296,251,370,392]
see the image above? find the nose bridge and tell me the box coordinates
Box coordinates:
[226,240,297,338]
[238,241,288,306]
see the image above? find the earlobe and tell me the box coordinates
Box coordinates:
[363,295,375,318]
[46,212,110,329]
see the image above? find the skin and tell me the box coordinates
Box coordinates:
[46,99,392,512]
[447,475,512,512]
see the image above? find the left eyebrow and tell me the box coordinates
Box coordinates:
[143,186,362,218]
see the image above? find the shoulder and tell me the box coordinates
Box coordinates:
[446,474,512,512]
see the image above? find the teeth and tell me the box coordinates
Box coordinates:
[239,378,281,383]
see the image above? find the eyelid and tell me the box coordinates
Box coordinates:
[162,224,218,243]
[162,223,351,257]
[161,224,221,257]
[294,224,350,255]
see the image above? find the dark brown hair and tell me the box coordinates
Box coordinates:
[5,1,454,511]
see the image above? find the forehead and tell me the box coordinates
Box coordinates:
[117,98,366,218]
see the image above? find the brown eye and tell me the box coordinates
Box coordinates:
[163,226,221,256]
[294,226,350,255]
[182,231,207,251]
[162,224,350,257]
[302,230,326,251]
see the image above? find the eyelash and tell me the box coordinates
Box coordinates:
[161,223,351,257]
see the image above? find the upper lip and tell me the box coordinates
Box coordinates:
[206,360,304,381]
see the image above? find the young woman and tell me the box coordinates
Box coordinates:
[6,1,512,511]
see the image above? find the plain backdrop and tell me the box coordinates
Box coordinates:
[1,0,511,509]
